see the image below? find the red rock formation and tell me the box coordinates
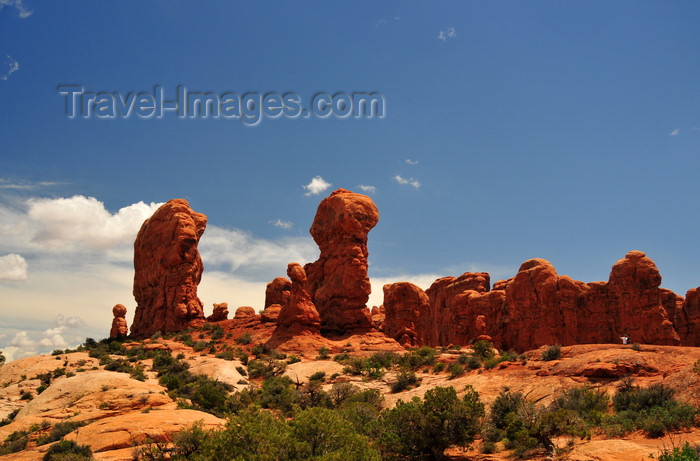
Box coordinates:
[274,264,321,334]
[674,287,700,346]
[130,199,207,338]
[265,277,291,309]
[384,251,684,351]
[382,282,430,347]
[109,304,128,339]
[304,189,379,334]
[207,303,228,322]
[260,304,282,323]
[233,306,256,320]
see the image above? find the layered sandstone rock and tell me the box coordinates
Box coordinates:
[109,304,128,339]
[207,303,229,322]
[384,251,684,351]
[131,199,207,338]
[304,189,379,334]
[260,304,282,323]
[265,277,291,309]
[676,288,700,346]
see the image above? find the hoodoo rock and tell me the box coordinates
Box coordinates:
[130,199,207,339]
[384,251,686,351]
[109,304,128,339]
[265,277,292,309]
[260,304,282,323]
[275,263,321,334]
[304,189,379,334]
[207,303,229,322]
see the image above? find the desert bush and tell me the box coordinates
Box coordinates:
[37,421,87,446]
[390,369,418,393]
[215,350,235,361]
[316,346,331,360]
[651,442,700,461]
[398,346,435,370]
[259,376,303,416]
[234,332,252,345]
[449,363,465,379]
[192,341,208,352]
[472,340,495,360]
[247,359,286,380]
[433,361,446,373]
[541,344,562,361]
[308,371,326,382]
[377,386,484,460]
[551,386,609,425]
[287,354,301,364]
[0,430,29,455]
[42,439,93,460]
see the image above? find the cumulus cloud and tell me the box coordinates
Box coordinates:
[270,219,294,230]
[199,226,317,275]
[358,185,376,194]
[0,0,33,18]
[393,174,421,189]
[405,159,419,165]
[669,128,680,136]
[0,253,27,281]
[27,195,162,251]
[303,176,332,196]
[1,55,19,81]
[52,314,85,328]
[438,26,457,42]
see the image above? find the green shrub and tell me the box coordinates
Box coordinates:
[432,361,446,373]
[287,354,301,364]
[37,421,86,445]
[552,386,609,425]
[377,386,484,460]
[316,347,330,360]
[215,350,235,361]
[333,352,351,362]
[472,340,495,360]
[390,370,418,393]
[541,344,562,361]
[0,430,29,455]
[42,439,93,460]
[192,341,208,352]
[449,363,465,379]
[652,442,700,461]
[259,376,303,416]
[309,371,326,382]
[234,333,252,345]
[247,359,286,380]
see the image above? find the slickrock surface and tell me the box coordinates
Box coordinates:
[131,199,207,338]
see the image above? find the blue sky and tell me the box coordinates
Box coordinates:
[1,1,699,360]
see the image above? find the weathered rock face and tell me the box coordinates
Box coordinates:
[274,263,321,335]
[233,306,256,320]
[131,199,207,338]
[382,282,430,347]
[207,303,228,322]
[304,189,379,334]
[109,304,128,339]
[384,251,685,351]
[260,304,282,323]
[265,277,291,309]
[676,288,700,346]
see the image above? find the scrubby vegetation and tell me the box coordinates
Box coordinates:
[541,344,562,361]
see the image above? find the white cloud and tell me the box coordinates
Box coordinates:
[270,218,294,230]
[393,174,421,189]
[669,128,680,136]
[1,55,19,81]
[438,26,457,42]
[0,253,27,281]
[375,16,400,28]
[0,0,32,18]
[0,178,62,190]
[358,185,376,194]
[27,195,162,251]
[52,314,85,328]
[405,159,419,165]
[303,176,332,196]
